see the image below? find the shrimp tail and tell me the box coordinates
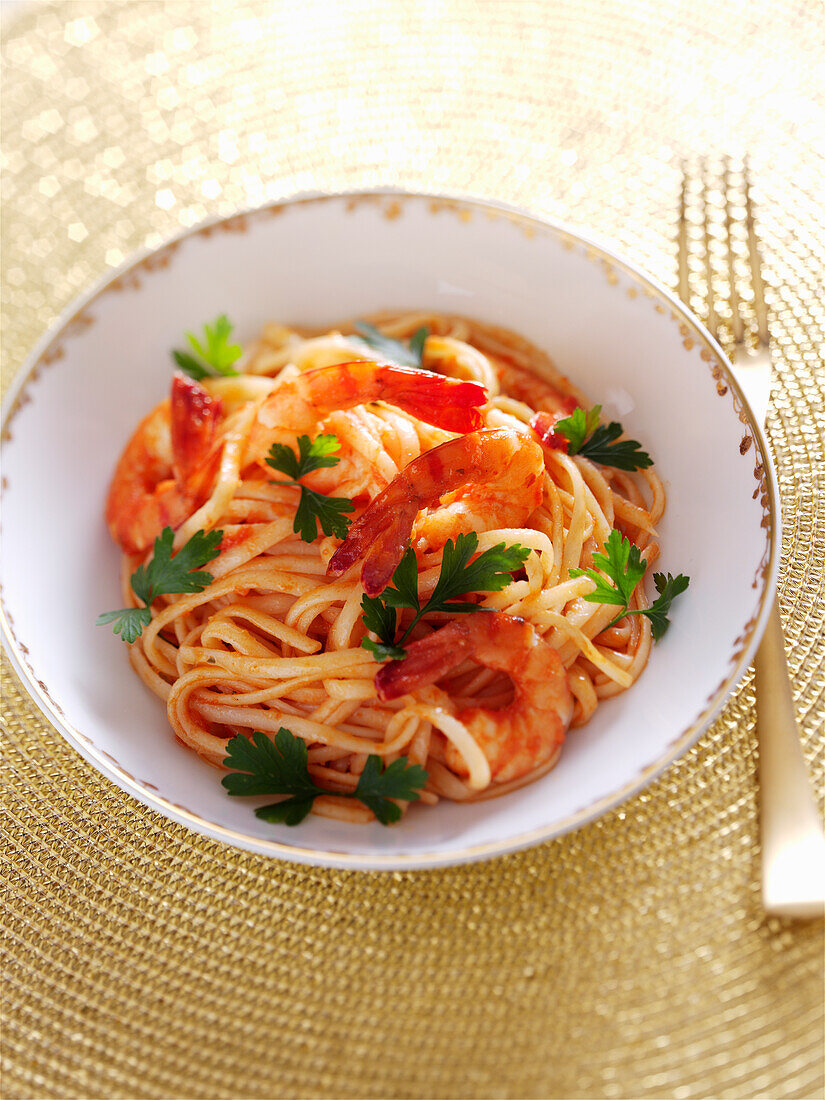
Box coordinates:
[375,620,472,700]
[171,372,223,483]
[360,502,420,595]
[383,369,486,434]
[328,492,419,596]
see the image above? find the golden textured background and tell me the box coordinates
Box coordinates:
[2,2,823,1097]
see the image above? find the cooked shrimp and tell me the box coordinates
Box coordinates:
[411,434,546,554]
[327,429,544,596]
[245,360,486,473]
[375,611,574,785]
[106,374,222,553]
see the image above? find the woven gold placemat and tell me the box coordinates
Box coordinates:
[2,3,823,1098]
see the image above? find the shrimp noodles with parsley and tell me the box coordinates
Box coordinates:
[100,312,688,826]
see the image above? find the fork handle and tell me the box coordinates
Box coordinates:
[755,600,825,919]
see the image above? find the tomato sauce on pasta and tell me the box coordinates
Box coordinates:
[105,313,667,824]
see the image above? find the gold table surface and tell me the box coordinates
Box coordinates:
[1,3,823,1097]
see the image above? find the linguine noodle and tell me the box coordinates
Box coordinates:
[111,313,665,823]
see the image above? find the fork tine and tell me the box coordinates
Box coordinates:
[723,158,745,345]
[744,159,770,346]
[699,161,719,341]
[678,166,690,306]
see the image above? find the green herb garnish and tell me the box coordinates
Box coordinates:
[640,573,692,640]
[554,405,601,453]
[555,404,653,470]
[172,314,242,380]
[360,597,407,662]
[222,728,428,825]
[353,321,429,369]
[569,529,689,640]
[265,434,355,543]
[97,526,223,643]
[361,532,530,660]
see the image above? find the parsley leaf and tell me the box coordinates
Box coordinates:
[644,572,691,640]
[95,606,152,645]
[353,321,429,369]
[554,405,601,453]
[222,728,314,797]
[428,534,530,613]
[555,404,653,470]
[408,326,428,364]
[130,527,223,602]
[359,534,530,660]
[569,529,689,641]
[361,637,409,662]
[570,529,646,608]
[379,547,420,611]
[361,593,398,638]
[256,796,318,826]
[267,434,343,480]
[294,486,355,542]
[222,728,428,825]
[354,755,430,824]
[172,314,242,379]
[97,526,222,642]
[223,729,319,825]
[361,596,407,661]
[579,423,654,470]
[265,434,355,543]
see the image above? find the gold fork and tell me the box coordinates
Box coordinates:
[678,160,825,919]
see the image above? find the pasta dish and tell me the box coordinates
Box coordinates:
[99,312,687,826]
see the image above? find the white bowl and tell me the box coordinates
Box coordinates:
[0,191,778,869]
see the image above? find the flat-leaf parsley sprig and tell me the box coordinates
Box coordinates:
[97,526,223,643]
[569,529,689,641]
[554,404,653,471]
[361,532,530,661]
[222,728,428,825]
[353,321,429,369]
[172,314,242,380]
[266,433,355,543]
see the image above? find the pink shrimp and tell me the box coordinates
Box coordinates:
[376,611,574,784]
[244,360,486,472]
[326,429,545,596]
[105,374,222,553]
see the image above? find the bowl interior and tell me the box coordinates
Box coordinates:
[0,194,776,868]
